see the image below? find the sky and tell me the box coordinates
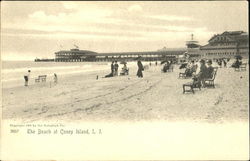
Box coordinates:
[1,1,248,60]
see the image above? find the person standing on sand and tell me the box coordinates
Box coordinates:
[137,58,144,78]
[54,73,58,84]
[114,61,119,76]
[104,62,115,78]
[111,61,114,76]
[223,59,227,67]
[24,70,31,86]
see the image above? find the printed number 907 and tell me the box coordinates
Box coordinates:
[10,129,19,133]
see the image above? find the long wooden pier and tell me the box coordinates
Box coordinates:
[55,49,186,62]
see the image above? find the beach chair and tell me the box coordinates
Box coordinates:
[204,67,218,88]
[179,71,192,78]
[235,63,247,71]
[183,80,201,94]
[35,75,47,82]
[167,65,174,72]
[179,70,195,79]
[179,65,197,79]
[179,72,186,78]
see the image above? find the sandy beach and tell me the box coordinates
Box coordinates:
[2,61,249,123]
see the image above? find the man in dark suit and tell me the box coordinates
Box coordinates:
[137,58,144,78]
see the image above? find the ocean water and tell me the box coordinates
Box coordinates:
[1,61,142,88]
[1,61,110,88]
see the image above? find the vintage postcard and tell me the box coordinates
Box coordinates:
[1,1,249,160]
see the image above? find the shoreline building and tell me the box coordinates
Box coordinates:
[200,31,249,59]
[53,31,248,62]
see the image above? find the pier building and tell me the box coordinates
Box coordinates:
[55,48,186,62]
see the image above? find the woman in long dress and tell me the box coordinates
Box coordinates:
[137,60,144,78]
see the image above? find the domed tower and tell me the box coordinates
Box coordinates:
[186,34,200,48]
[186,34,201,58]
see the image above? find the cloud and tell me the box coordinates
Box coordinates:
[3,7,116,33]
[149,15,193,21]
[2,1,247,60]
[128,4,143,13]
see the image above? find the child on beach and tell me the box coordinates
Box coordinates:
[24,70,31,86]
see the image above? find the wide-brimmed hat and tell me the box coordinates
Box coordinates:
[207,60,212,64]
[135,56,142,60]
[199,59,205,64]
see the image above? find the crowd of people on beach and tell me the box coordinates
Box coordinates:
[104,61,130,78]
[215,58,229,68]
[191,59,215,88]
[179,56,247,88]
[23,55,246,89]
[104,58,144,78]
[177,58,216,87]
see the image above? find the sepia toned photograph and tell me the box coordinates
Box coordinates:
[1,1,249,160]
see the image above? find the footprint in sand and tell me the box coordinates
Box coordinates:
[23,108,39,113]
[37,106,49,115]
[55,91,68,97]
[214,95,223,105]
[240,109,248,112]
